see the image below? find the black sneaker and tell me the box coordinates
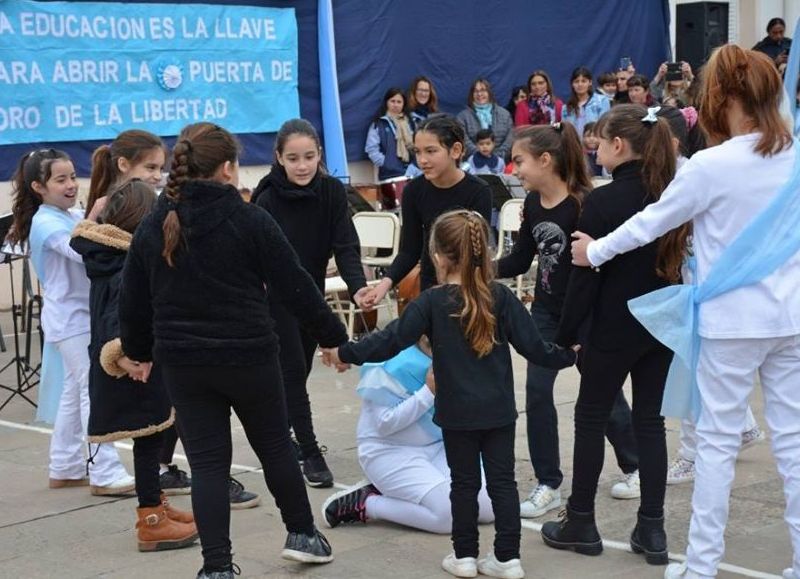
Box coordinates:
[229,477,261,510]
[321,480,380,528]
[196,563,240,578]
[159,464,191,496]
[302,447,334,488]
[290,437,303,462]
[281,527,333,564]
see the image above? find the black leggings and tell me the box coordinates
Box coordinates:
[270,301,320,457]
[442,423,520,562]
[163,357,314,571]
[133,431,164,508]
[569,342,672,518]
[158,424,180,465]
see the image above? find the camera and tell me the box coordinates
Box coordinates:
[665,62,683,82]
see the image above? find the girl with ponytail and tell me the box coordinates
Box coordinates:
[118,122,349,577]
[500,122,640,521]
[323,210,577,579]
[541,103,677,566]
[86,129,166,218]
[572,45,800,579]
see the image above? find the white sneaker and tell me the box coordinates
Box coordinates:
[441,552,477,578]
[664,563,688,578]
[741,426,766,452]
[90,473,136,496]
[477,551,525,579]
[611,470,640,499]
[666,456,695,485]
[783,568,796,579]
[519,483,560,518]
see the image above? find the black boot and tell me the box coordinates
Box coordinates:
[541,503,603,556]
[630,512,668,565]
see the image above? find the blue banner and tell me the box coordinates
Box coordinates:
[0,0,299,144]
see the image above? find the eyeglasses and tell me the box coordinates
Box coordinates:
[416,88,431,94]
[473,88,489,94]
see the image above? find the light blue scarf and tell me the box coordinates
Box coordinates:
[474,103,493,130]
[628,140,800,421]
[357,345,439,439]
[29,205,79,424]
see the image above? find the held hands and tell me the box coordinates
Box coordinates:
[570,231,596,267]
[321,347,350,373]
[119,356,152,383]
[353,286,376,312]
[367,278,392,308]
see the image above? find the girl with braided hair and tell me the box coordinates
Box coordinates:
[323,210,577,579]
[118,122,349,578]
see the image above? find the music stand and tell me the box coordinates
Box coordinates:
[477,174,514,211]
[0,213,42,413]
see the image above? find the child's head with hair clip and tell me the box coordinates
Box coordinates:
[429,210,496,358]
[10,149,75,244]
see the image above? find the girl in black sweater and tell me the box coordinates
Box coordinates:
[324,210,577,579]
[71,180,198,552]
[252,119,369,488]
[540,104,679,566]
[369,115,492,302]
[498,123,639,520]
[119,123,348,578]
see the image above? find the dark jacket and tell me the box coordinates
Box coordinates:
[339,282,576,430]
[70,221,172,443]
[556,161,670,349]
[365,116,414,181]
[119,180,348,367]
[251,166,366,298]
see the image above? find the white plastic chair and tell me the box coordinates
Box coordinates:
[495,199,536,299]
[324,277,392,340]
[352,211,401,269]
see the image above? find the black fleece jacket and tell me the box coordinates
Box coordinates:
[252,167,366,297]
[555,161,670,349]
[119,180,348,366]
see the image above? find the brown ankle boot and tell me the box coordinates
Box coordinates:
[136,505,198,552]
[161,493,195,524]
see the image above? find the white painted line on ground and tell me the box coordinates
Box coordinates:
[519,520,782,579]
[0,418,783,578]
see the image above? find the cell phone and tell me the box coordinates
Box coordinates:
[619,56,632,71]
[666,62,683,81]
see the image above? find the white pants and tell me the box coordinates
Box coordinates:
[48,333,128,486]
[678,406,758,462]
[685,336,800,577]
[363,442,494,533]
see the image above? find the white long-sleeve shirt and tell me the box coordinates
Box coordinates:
[357,384,438,450]
[587,133,800,339]
[33,208,90,343]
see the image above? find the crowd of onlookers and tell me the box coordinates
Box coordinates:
[365,16,794,184]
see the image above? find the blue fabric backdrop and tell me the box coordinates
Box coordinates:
[0,0,670,179]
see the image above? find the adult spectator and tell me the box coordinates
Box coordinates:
[627,74,656,106]
[515,70,564,127]
[456,78,514,159]
[365,88,415,181]
[753,17,792,69]
[563,67,611,137]
[650,61,694,105]
[408,76,439,126]
[505,85,529,119]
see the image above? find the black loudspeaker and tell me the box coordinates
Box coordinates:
[676,2,729,73]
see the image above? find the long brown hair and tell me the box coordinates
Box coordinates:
[408,76,439,112]
[98,179,157,234]
[597,105,686,282]
[512,123,592,206]
[699,44,791,156]
[162,123,240,267]
[87,129,165,217]
[467,78,496,107]
[429,210,496,357]
[9,149,72,244]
